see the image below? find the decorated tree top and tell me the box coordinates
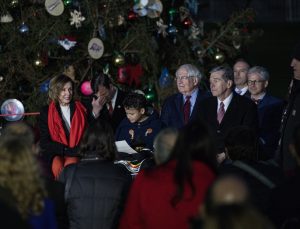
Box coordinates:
[0,0,262,124]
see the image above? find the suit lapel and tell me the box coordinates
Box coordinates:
[175,93,184,122]
[219,94,237,126]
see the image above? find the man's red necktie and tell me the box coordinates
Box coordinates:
[183,96,191,124]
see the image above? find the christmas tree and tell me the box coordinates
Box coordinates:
[0,0,261,124]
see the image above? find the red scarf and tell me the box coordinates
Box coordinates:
[48,101,87,147]
[48,101,87,179]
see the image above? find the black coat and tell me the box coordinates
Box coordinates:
[198,93,259,152]
[59,159,132,229]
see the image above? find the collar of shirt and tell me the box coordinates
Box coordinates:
[107,87,118,110]
[252,92,266,101]
[218,92,233,112]
[183,88,199,110]
[235,86,248,95]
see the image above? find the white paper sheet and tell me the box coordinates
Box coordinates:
[115,140,138,154]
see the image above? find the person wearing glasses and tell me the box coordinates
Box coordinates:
[247,66,284,160]
[160,64,210,129]
[198,65,258,163]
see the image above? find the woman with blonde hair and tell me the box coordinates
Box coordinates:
[0,137,57,228]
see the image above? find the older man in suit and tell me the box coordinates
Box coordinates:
[198,65,258,159]
[247,66,284,160]
[160,64,210,129]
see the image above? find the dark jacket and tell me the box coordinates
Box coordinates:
[59,158,132,229]
[279,79,300,173]
[198,93,259,152]
[160,89,211,129]
[257,94,284,159]
[39,101,94,169]
[115,111,162,151]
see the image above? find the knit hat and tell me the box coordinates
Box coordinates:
[292,43,300,61]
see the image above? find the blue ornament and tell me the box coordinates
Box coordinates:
[40,79,50,93]
[19,22,29,34]
[167,24,177,35]
[159,67,172,88]
[185,0,199,16]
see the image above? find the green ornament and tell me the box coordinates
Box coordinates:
[63,0,72,6]
[168,8,177,16]
[144,85,157,103]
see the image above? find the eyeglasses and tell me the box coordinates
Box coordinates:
[175,75,191,81]
[247,80,265,85]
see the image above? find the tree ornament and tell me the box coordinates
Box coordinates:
[63,0,72,6]
[214,50,225,63]
[9,0,19,8]
[88,38,104,59]
[146,0,163,19]
[168,7,176,21]
[63,64,76,81]
[19,22,29,34]
[70,10,85,28]
[232,27,241,49]
[117,15,125,26]
[182,17,193,28]
[127,64,143,88]
[98,19,107,39]
[113,53,125,67]
[156,18,168,38]
[80,81,93,96]
[58,35,77,50]
[40,79,50,93]
[34,54,45,67]
[0,75,4,82]
[0,13,13,23]
[128,10,138,21]
[45,0,64,16]
[117,67,129,84]
[159,67,172,88]
[144,85,157,103]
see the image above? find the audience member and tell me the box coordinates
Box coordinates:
[90,72,128,132]
[59,121,131,229]
[160,64,210,129]
[269,123,300,229]
[233,58,251,96]
[247,66,284,159]
[2,122,67,229]
[220,126,284,214]
[39,74,98,179]
[278,42,300,176]
[116,92,162,151]
[119,120,217,229]
[201,204,275,229]
[198,65,258,157]
[153,127,178,165]
[0,137,57,229]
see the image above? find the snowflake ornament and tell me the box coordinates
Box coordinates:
[69,10,85,28]
[156,18,168,38]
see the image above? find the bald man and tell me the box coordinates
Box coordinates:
[203,175,250,215]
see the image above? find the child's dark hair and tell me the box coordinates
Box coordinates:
[123,92,147,110]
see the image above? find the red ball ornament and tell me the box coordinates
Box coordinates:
[80,81,93,96]
[183,17,193,28]
[128,10,138,21]
[117,67,129,84]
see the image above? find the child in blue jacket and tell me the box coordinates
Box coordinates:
[116,92,162,151]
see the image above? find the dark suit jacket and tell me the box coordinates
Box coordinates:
[198,92,259,152]
[97,89,127,132]
[257,94,284,159]
[160,89,211,129]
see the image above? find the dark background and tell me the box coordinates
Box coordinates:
[196,0,300,98]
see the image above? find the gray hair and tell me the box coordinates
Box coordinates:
[210,65,234,81]
[247,66,269,81]
[175,64,203,81]
[153,128,179,165]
